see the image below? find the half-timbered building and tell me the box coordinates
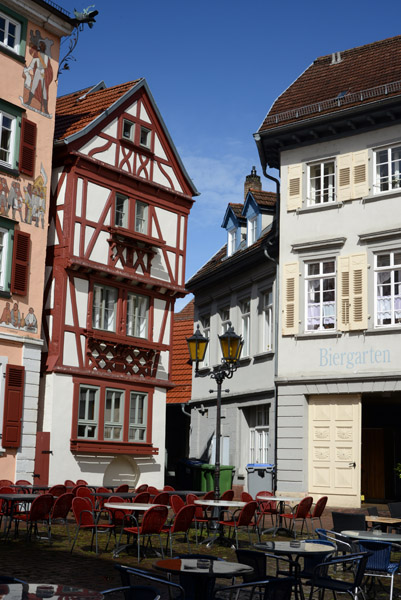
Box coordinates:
[40,79,197,486]
[0,0,73,482]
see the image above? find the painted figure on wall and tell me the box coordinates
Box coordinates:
[0,301,38,333]
[0,178,9,216]
[8,182,24,220]
[0,166,48,228]
[21,30,54,116]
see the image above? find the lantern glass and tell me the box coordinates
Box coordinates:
[219,324,243,364]
[187,326,209,363]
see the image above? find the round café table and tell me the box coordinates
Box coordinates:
[342,529,401,543]
[255,540,335,557]
[104,502,163,558]
[154,557,253,600]
[0,583,103,600]
[194,499,246,547]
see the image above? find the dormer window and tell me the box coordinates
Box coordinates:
[248,216,257,246]
[227,228,236,256]
[122,119,134,142]
[140,127,151,148]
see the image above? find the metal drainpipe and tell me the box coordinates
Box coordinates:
[262,166,280,494]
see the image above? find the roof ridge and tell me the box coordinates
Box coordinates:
[315,34,401,63]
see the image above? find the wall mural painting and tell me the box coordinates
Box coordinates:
[20,30,54,118]
[0,301,38,333]
[0,165,47,228]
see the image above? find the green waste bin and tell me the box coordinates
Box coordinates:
[199,464,235,492]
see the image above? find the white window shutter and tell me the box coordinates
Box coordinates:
[349,253,368,330]
[352,150,369,199]
[282,262,299,335]
[337,256,350,331]
[287,164,302,211]
[337,154,353,202]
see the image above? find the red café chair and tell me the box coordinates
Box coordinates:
[218,501,259,548]
[117,504,168,562]
[95,486,111,510]
[15,480,31,486]
[256,490,279,528]
[76,486,96,508]
[152,492,169,506]
[76,479,88,485]
[203,491,215,500]
[71,496,115,554]
[0,480,13,487]
[186,493,209,543]
[163,485,175,491]
[105,495,130,530]
[14,493,54,541]
[116,484,129,493]
[49,484,67,497]
[170,494,185,516]
[306,496,328,531]
[64,479,75,488]
[0,486,16,530]
[241,492,254,502]
[135,484,148,493]
[133,492,150,504]
[50,492,73,541]
[147,486,159,496]
[281,496,313,537]
[161,504,196,556]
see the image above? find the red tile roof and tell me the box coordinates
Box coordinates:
[55,80,141,140]
[250,190,276,207]
[229,203,245,220]
[167,300,194,404]
[259,35,401,132]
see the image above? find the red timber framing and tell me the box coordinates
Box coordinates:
[70,376,157,455]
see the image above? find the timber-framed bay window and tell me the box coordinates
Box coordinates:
[72,380,156,454]
[91,282,150,340]
[305,259,336,331]
[114,193,149,235]
[308,160,335,205]
[375,250,401,327]
[374,145,401,194]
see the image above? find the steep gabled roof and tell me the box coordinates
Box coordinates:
[167,300,194,404]
[221,203,247,229]
[248,190,276,208]
[259,35,401,132]
[55,80,141,140]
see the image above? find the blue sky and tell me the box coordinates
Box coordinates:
[57,0,400,311]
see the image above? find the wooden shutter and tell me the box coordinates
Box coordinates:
[287,164,303,211]
[349,253,368,330]
[2,364,25,448]
[11,230,30,295]
[353,150,369,198]
[282,262,299,335]
[337,153,352,202]
[337,256,350,331]
[19,118,37,177]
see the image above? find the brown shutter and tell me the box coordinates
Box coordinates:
[282,262,299,335]
[2,364,25,448]
[11,230,30,295]
[19,118,37,177]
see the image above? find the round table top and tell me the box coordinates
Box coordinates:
[342,529,401,542]
[104,502,160,511]
[0,493,40,501]
[154,558,253,577]
[0,583,103,600]
[256,495,306,503]
[194,499,246,508]
[255,541,335,555]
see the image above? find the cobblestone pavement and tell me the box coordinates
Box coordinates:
[0,503,392,598]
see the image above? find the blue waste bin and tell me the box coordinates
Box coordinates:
[246,463,275,497]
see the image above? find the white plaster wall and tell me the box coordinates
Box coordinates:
[86,182,110,222]
[153,298,167,343]
[74,278,89,328]
[74,223,80,256]
[65,282,73,326]
[140,104,151,123]
[150,249,170,282]
[89,230,110,264]
[102,118,118,137]
[154,134,167,160]
[76,178,83,217]
[51,166,63,195]
[154,208,177,248]
[153,163,172,189]
[55,170,66,205]
[63,332,79,367]
[125,102,137,117]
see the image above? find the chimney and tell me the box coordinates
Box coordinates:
[244,166,261,199]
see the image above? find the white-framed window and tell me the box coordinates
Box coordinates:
[241,298,251,356]
[129,392,147,442]
[122,119,134,142]
[115,194,128,228]
[135,201,148,234]
[249,404,269,464]
[375,250,401,327]
[127,293,149,338]
[92,284,117,332]
[0,226,10,291]
[220,307,230,333]
[140,127,151,148]
[374,145,401,193]
[78,385,99,439]
[247,216,257,246]
[262,289,273,351]
[305,259,336,331]
[0,109,16,169]
[104,388,124,440]
[200,314,210,367]
[0,12,21,54]
[308,160,335,205]
[227,228,236,256]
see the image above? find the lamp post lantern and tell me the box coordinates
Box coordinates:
[187,322,243,500]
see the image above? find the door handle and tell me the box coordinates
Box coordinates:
[349,462,356,468]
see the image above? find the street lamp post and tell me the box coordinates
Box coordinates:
[187,322,243,500]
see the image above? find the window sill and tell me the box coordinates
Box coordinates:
[0,165,19,178]
[119,138,155,159]
[364,326,401,335]
[0,45,25,63]
[70,439,159,455]
[253,351,274,362]
[363,190,401,203]
[84,329,165,351]
[238,356,252,365]
[108,226,165,248]
[295,330,341,340]
[297,201,343,215]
